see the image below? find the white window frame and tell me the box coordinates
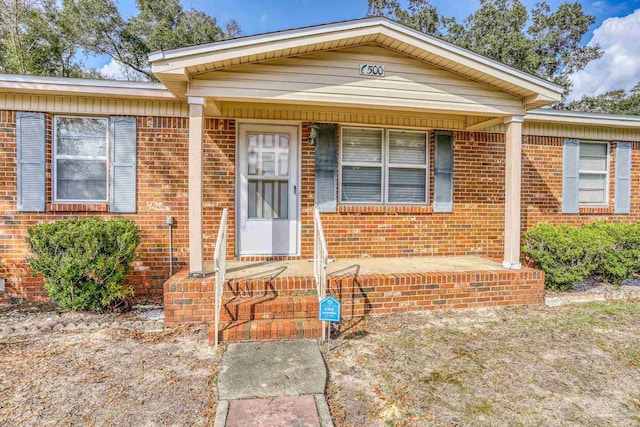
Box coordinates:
[53,115,109,204]
[578,140,610,207]
[339,126,429,205]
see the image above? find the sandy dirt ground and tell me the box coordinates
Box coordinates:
[0,304,221,427]
[326,301,640,427]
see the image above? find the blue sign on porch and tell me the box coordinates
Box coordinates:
[319,295,341,322]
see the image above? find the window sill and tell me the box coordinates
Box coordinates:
[48,203,109,213]
[338,205,433,214]
[578,206,615,215]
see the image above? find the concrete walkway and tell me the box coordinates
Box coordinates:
[215,341,333,427]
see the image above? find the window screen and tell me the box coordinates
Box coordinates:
[54,117,108,202]
[578,142,608,205]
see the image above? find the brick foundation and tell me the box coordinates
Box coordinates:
[164,264,545,331]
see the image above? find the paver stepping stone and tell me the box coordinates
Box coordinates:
[225,395,320,427]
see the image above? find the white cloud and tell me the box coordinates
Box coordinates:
[98,58,148,81]
[568,9,640,101]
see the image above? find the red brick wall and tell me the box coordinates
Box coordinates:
[4,109,639,303]
[201,122,507,261]
[522,136,639,229]
[0,111,190,301]
[202,118,237,261]
[301,124,507,260]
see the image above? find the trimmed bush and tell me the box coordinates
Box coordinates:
[27,218,141,311]
[523,221,640,290]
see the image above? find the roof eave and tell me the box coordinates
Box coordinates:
[527,108,640,128]
[0,74,177,100]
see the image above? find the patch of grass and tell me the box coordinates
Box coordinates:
[340,329,369,340]
[398,334,416,349]
[464,399,495,419]
[617,345,640,368]
[622,394,640,422]
[420,370,465,390]
[329,301,640,426]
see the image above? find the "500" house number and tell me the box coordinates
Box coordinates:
[360,64,385,77]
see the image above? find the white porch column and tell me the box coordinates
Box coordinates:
[503,115,524,270]
[188,97,205,276]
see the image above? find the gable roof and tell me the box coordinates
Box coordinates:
[150,17,563,108]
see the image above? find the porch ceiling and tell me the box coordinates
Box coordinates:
[150,17,562,111]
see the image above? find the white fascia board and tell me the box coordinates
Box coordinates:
[527,108,640,128]
[0,73,176,99]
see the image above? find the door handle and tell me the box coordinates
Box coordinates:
[294,185,297,195]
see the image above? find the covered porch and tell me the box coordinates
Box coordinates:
[150,17,564,276]
[154,17,560,342]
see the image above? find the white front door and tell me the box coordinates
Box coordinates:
[238,123,299,255]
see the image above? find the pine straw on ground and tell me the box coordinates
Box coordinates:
[0,326,223,427]
[326,301,640,427]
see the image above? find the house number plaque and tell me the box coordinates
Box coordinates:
[359,63,385,77]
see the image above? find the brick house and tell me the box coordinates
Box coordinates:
[1,18,639,341]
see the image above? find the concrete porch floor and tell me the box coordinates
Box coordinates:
[205,255,506,280]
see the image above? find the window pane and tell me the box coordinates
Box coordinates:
[579,174,606,190]
[278,152,289,176]
[261,151,276,176]
[342,128,382,163]
[388,168,426,203]
[579,156,607,171]
[341,166,381,202]
[579,189,606,204]
[56,117,107,157]
[248,179,288,219]
[579,142,607,172]
[579,174,606,204]
[56,159,107,201]
[580,142,607,157]
[263,134,274,148]
[388,131,427,165]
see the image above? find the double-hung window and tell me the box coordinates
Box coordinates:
[578,141,609,205]
[53,116,109,203]
[340,127,428,204]
[387,130,428,204]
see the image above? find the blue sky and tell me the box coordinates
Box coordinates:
[94,0,640,99]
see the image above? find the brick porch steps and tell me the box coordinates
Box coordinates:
[209,318,322,342]
[220,295,319,322]
[165,263,545,338]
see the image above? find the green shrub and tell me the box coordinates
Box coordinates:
[523,221,640,290]
[27,218,141,311]
[586,221,640,284]
[522,223,597,290]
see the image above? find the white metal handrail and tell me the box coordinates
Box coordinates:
[313,208,329,341]
[213,208,229,348]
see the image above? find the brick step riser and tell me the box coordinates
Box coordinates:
[209,320,322,343]
[219,311,319,321]
[219,299,319,321]
[223,278,316,298]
